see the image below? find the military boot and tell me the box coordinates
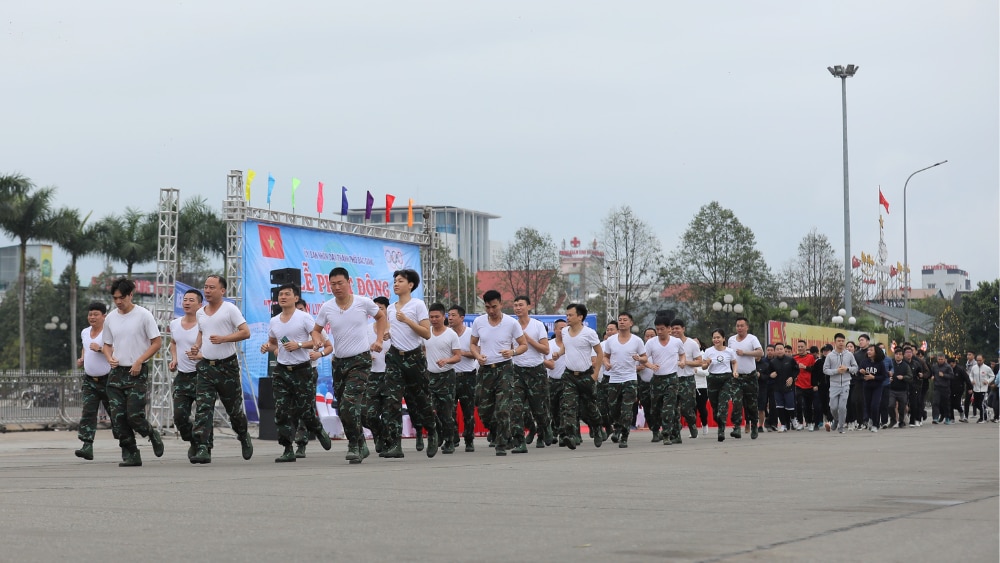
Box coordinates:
[316,429,332,451]
[730,427,742,439]
[425,431,439,458]
[187,443,197,461]
[525,427,536,445]
[594,427,607,448]
[346,442,361,464]
[358,438,370,460]
[441,440,455,455]
[511,439,528,454]
[74,442,94,461]
[560,435,576,450]
[415,433,424,452]
[619,435,629,448]
[119,449,142,467]
[239,434,254,460]
[149,429,164,458]
[651,430,662,443]
[464,438,475,453]
[611,428,621,443]
[275,445,296,463]
[543,427,555,446]
[382,440,404,459]
[191,444,212,464]
[295,444,307,458]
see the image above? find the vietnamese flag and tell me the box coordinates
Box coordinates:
[386,194,395,223]
[879,189,890,214]
[258,224,285,259]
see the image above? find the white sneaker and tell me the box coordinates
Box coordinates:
[870,426,878,433]
[807,424,815,432]
[916,420,922,427]
[777,424,787,432]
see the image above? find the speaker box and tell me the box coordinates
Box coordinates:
[257,376,278,441]
[270,268,301,285]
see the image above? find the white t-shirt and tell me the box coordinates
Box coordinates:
[561,326,600,372]
[315,295,380,358]
[103,305,160,367]
[388,298,429,352]
[169,317,200,373]
[547,340,566,380]
[369,328,387,373]
[81,326,111,377]
[703,347,738,374]
[471,315,523,365]
[268,309,315,366]
[728,333,763,374]
[602,334,645,383]
[513,318,548,368]
[197,301,246,360]
[453,327,478,373]
[425,327,460,374]
[678,337,701,377]
[644,336,684,376]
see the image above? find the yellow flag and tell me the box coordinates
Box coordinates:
[245,170,256,201]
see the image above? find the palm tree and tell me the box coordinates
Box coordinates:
[97,207,157,278]
[51,208,104,370]
[0,184,60,373]
[177,197,226,281]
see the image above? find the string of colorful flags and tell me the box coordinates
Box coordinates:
[243,169,417,227]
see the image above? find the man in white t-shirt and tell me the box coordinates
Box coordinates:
[383,268,439,459]
[512,295,554,452]
[448,304,479,452]
[545,318,568,444]
[169,289,209,460]
[262,283,333,463]
[552,303,606,449]
[635,327,660,442]
[727,316,764,439]
[672,319,703,442]
[312,267,386,463]
[293,298,332,459]
[102,278,164,467]
[642,316,686,446]
[602,312,646,448]
[424,302,462,454]
[470,289,527,456]
[74,301,112,461]
[364,297,394,455]
[190,275,253,465]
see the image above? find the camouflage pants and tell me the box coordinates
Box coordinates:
[637,379,660,432]
[454,370,477,442]
[596,375,612,431]
[513,364,551,441]
[332,353,371,443]
[77,374,111,444]
[173,371,199,444]
[193,356,249,447]
[428,369,457,443]
[294,367,320,447]
[735,373,758,427]
[560,369,603,438]
[548,378,564,437]
[384,347,436,441]
[674,376,698,437]
[477,361,515,446]
[273,362,324,447]
[706,373,741,428]
[651,374,680,440]
[607,380,637,436]
[107,365,153,452]
[363,371,389,443]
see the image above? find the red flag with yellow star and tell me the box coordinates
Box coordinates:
[258,224,285,259]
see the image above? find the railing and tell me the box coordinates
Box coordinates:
[0,370,84,429]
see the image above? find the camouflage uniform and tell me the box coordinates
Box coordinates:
[107,365,155,452]
[706,373,740,429]
[477,361,515,447]
[454,370,477,444]
[78,374,113,444]
[332,353,371,445]
[651,373,680,441]
[363,369,390,445]
[637,379,660,434]
[192,356,249,448]
[595,375,613,433]
[548,378,565,438]
[384,347,437,443]
[294,366,320,448]
[560,369,603,438]
[172,370,204,445]
[734,372,758,429]
[273,361,325,446]
[428,369,457,444]
[673,376,698,439]
[606,380,637,438]
[512,364,551,445]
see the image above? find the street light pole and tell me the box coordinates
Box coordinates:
[903,160,948,342]
[828,64,859,321]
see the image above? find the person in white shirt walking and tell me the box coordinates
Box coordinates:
[602,312,646,448]
[552,303,607,450]
[448,304,479,452]
[74,302,112,461]
[512,295,555,451]
[169,289,207,460]
[727,317,764,440]
[424,303,462,454]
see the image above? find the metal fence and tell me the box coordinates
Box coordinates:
[0,370,86,429]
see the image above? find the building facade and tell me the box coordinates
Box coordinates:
[921,263,970,299]
[559,236,604,303]
[0,244,54,291]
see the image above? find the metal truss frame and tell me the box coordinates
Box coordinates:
[150,188,179,432]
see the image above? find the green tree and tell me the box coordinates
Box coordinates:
[930,304,965,358]
[430,238,477,309]
[51,208,103,369]
[960,280,999,357]
[97,207,157,277]
[177,196,226,283]
[663,201,777,333]
[497,227,560,313]
[779,228,842,323]
[598,205,665,319]
[0,184,60,373]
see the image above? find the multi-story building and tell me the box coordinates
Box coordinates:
[0,244,54,291]
[921,263,970,299]
[559,236,604,303]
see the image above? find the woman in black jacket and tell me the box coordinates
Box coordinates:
[860,346,887,432]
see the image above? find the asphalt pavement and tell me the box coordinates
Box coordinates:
[0,422,997,563]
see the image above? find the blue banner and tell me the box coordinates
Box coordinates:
[240,220,423,421]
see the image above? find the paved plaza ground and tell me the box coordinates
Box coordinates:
[0,423,997,562]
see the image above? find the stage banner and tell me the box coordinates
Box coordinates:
[766,321,888,351]
[241,220,423,422]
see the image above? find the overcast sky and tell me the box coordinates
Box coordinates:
[3,1,997,289]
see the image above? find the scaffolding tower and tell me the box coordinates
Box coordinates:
[150,188,179,432]
[605,259,620,322]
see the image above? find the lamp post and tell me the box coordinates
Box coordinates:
[712,294,744,329]
[828,64,859,320]
[44,316,71,371]
[903,160,948,342]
